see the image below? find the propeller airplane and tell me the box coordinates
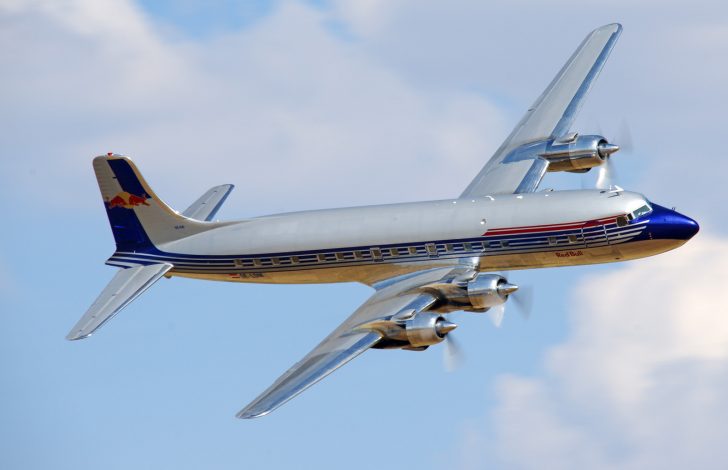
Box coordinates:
[68,24,698,418]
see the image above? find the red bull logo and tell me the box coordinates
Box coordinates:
[106,191,151,209]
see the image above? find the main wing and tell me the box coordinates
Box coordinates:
[236,267,458,419]
[460,23,622,197]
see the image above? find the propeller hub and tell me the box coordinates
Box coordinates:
[497,282,519,296]
[435,319,458,336]
[597,142,620,158]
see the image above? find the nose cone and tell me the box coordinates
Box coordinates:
[649,204,700,241]
[678,214,700,240]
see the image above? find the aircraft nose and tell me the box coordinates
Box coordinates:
[677,213,700,240]
[649,204,700,241]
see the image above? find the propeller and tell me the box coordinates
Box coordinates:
[441,277,534,370]
[443,332,464,372]
[594,119,634,190]
[487,278,535,327]
[511,284,534,320]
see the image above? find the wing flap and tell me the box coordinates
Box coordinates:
[181,184,234,221]
[66,263,172,340]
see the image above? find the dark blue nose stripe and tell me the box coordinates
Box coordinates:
[648,204,699,241]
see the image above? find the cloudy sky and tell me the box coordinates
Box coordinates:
[1,1,727,469]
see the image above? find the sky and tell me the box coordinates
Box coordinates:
[1,1,727,469]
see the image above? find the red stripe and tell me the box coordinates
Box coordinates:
[484,215,621,236]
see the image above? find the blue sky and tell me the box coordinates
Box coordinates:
[1,1,727,469]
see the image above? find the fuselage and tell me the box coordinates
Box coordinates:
[106,189,699,286]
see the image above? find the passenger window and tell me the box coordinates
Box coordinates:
[408,246,418,255]
[371,247,382,260]
[617,215,629,227]
[389,248,399,257]
[548,237,558,246]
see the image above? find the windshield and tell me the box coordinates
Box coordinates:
[630,203,653,220]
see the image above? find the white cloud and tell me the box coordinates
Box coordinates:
[0,0,506,215]
[478,235,728,469]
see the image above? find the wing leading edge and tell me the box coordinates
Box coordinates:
[237,267,458,419]
[461,23,622,197]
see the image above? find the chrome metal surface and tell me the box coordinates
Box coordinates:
[66,263,173,340]
[541,134,608,172]
[467,273,511,310]
[405,313,451,348]
[181,184,235,221]
[597,142,620,158]
[460,23,622,197]
[497,282,519,296]
[436,320,458,336]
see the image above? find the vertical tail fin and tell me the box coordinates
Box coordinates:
[94,154,213,252]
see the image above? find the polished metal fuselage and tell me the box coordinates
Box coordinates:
[113,189,687,286]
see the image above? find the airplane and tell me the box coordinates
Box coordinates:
[67,23,699,419]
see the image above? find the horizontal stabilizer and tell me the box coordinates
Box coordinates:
[66,263,172,340]
[182,184,234,221]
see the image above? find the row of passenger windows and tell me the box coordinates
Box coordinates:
[232,235,585,268]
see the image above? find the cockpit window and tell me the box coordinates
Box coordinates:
[631,203,653,220]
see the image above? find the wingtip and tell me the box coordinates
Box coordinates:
[600,23,622,33]
[66,331,92,341]
[235,408,270,420]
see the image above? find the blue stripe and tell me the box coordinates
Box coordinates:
[108,222,647,271]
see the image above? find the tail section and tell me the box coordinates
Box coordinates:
[94,154,217,252]
[67,155,232,341]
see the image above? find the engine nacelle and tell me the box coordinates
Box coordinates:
[540,134,618,172]
[405,313,456,348]
[466,273,517,311]
[367,311,457,350]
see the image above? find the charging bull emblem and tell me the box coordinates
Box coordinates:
[106,191,150,209]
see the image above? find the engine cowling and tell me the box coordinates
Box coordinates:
[404,313,457,348]
[540,134,619,172]
[466,273,518,311]
[368,311,457,350]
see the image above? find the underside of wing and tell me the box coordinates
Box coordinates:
[461,23,622,197]
[66,263,172,340]
[236,267,458,419]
